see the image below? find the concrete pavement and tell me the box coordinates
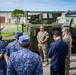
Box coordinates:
[43,54,76,75]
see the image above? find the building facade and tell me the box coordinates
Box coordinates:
[0,11,25,24]
[57,13,76,24]
[0,11,76,24]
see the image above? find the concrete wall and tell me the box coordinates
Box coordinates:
[57,13,76,24]
[0,11,76,24]
[0,12,15,23]
[0,12,25,24]
[57,13,66,24]
[66,17,76,24]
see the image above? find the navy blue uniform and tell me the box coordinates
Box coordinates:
[6,40,20,56]
[7,48,43,75]
[6,31,23,57]
[48,39,68,75]
[0,40,6,75]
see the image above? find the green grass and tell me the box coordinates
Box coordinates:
[0,23,22,38]
[1,26,22,38]
[71,24,76,27]
[1,23,76,39]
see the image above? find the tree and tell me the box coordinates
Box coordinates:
[12,9,24,30]
[66,10,71,15]
[66,10,76,15]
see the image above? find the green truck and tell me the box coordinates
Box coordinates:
[3,11,76,53]
[24,11,76,53]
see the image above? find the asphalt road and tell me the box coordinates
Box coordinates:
[1,25,17,32]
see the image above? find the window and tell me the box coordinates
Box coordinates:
[66,19,69,22]
[48,14,53,18]
[43,13,47,18]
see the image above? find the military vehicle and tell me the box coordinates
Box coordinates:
[24,11,76,54]
[2,11,76,53]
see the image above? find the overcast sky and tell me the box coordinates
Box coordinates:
[0,0,76,11]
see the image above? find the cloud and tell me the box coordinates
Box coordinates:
[0,0,18,2]
[0,0,19,5]
[0,0,19,7]
[0,0,76,11]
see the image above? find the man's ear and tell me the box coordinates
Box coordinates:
[28,43,31,48]
[18,43,22,49]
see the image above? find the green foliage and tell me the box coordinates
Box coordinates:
[1,25,22,38]
[66,10,76,15]
[11,9,25,30]
[11,9,24,18]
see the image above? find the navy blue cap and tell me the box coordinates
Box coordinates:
[15,31,23,38]
[19,35,30,46]
[61,24,69,28]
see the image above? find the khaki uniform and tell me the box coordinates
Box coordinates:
[63,34,72,74]
[37,31,49,62]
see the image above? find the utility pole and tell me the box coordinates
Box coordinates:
[25,11,29,32]
[17,18,19,31]
[0,16,1,36]
[15,15,19,31]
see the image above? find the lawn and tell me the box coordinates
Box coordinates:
[1,23,76,39]
[1,24,22,39]
[71,24,76,27]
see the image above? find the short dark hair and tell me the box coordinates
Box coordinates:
[53,30,61,37]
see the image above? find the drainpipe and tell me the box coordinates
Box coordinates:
[69,18,73,32]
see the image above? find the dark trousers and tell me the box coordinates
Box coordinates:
[50,66,65,75]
